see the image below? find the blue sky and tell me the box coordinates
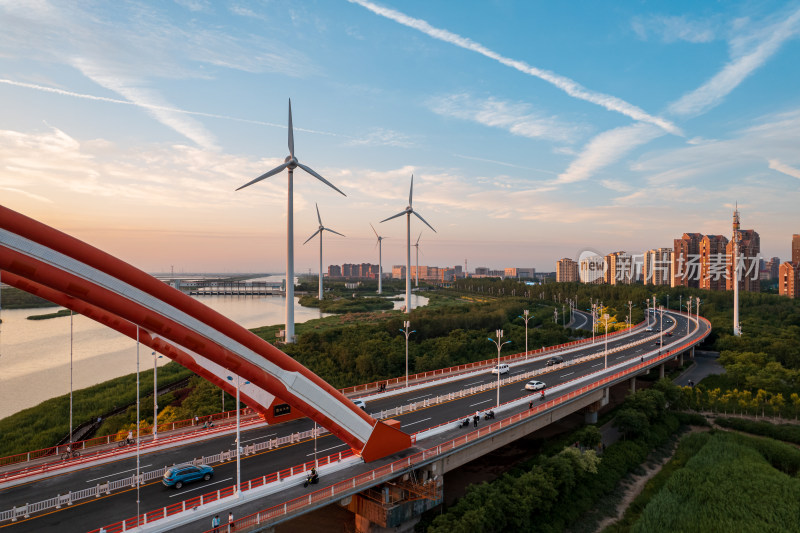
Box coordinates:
[1,0,799,273]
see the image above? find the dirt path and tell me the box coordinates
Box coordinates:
[593,426,709,533]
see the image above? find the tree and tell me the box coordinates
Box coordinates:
[613,408,649,439]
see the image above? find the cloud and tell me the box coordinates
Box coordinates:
[0,1,316,146]
[556,123,664,184]
[452,154,558,176]
[349,0,681,136]
[428,93,582,143]
[669,7,800,117]
[346,128,414,147]
[769,159,800,180]
[631,15,716,43]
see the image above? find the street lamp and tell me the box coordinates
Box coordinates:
[518,310,533,360]
[603,314,616,369]
[152,352,163,440]
[659,306,664,351]
[400,321,415,388]
[591,303,597,344]
[488,329,511,408]
[226,374,249,496]
[627,301,632,329]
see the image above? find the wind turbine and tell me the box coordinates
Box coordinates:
[370,223,386,295]
[304,203,344,301]
[236,99,345,343]
[413,231,422,287]
[381,175,436,313]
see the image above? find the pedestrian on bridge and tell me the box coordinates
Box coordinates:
[212,515,220,533]
[228,511,235,531]
[473,413,479,428]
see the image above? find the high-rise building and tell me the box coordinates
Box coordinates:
[391,265,406,279]
[699,235,728,291]
[556,258,580,282]
[726,228,760,293]
[793,234,800,265]
[579,255,605,284]
[474,267,490,277]
[504,267,535,279]
[604,251,633,285]
[327,265,342,278]
[672,233,702,288]
[644,248,673,285]
[765,257,781,280]
[779,262,799,298]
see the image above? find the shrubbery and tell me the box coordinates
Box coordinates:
[714,417,800,447]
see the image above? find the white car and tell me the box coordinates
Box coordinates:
[353,399,367,410]
[524,380,546,391]
[490,364,510,375]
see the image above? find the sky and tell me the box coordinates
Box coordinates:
[1,0,799,274]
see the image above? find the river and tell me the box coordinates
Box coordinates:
[0,286,428,420]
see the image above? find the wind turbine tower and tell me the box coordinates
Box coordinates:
[236,99,346,343]
[413,232,422,287]
[370,223,386,294]
[304,203,344,300]
[382,175,436,313]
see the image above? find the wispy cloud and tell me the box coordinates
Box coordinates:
[669,6,800,117]
[768,159,800,180]
[555,123,664,184]
[346,128,414,147]
[453,154,558,176]
[349,0,681,136]
[428,93,582,143]
[0,78,344,139]
[631,15,716,43]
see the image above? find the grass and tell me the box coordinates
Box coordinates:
[628,431,800,533]
[26,309,72,320]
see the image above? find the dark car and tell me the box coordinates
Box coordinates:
[163,464,214,489]
[545,356,564,366]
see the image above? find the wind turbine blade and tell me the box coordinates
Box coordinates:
[288,99,294,158]
[380,210,407,223]
[370,222,379,239]
[416,231,422,245]
[408,174,414,206]
[316,203,322,226]
[235,162,289,191]
[303,228,322,245]
[297,163,346,197]
[412,210,437,233]
[324,227,345,237]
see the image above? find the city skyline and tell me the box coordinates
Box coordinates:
[1,1,799,273]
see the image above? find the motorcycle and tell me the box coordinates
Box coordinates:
[458,418,470,429]
[484,411,495,420]
[303,470,320,488]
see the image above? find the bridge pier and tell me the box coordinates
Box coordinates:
[659,364,665,379]
[629,376,637,394]
[344,467,442,533]
[583,388,610,424]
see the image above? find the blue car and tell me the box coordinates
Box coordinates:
[162,464,214,489]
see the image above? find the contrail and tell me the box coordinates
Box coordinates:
[349,0,682,136]
[0,78,341,138]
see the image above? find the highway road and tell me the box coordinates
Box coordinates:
[1,311,705,532]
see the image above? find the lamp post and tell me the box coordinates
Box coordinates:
[152,352,162,440]
[591,303,597,343]
[69,310,74,452]
[400,321,415,388]
[603,314,616,369]
[488,329,511,408]
[518,310,532,360]
[226,375,249,496]
[628,301,632,329]
[659,306,664,351]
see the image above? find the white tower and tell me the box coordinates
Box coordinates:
[733,204,742,336]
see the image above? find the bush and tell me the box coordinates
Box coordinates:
[715,417,800,446]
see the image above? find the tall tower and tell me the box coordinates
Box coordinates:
[732,204,741,336]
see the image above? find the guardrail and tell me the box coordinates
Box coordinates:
[0,408,256,472]
[0,320,643,474]
[85,315,709,533]
[340,320,642,395]
[0,425,344,524]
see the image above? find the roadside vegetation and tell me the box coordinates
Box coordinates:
[26,309,72,320]
[0,286,56,309]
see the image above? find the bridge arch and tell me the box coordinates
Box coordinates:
[0,205,410,462]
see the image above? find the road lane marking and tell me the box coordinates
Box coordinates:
[561,372,574,377]
[86,465,152,482]
[403,417,432,427]
[408,394,432,401]
[168,477,232,497]
[464,381,483,387]
[237,433,277,445]
[307,444,347,456]
[592,363,602,367]
[470,399,493,407]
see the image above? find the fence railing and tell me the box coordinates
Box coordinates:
[84,315,709,533]
[0,320,643,474]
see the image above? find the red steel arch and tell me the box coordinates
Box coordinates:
[0,205,410,462]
